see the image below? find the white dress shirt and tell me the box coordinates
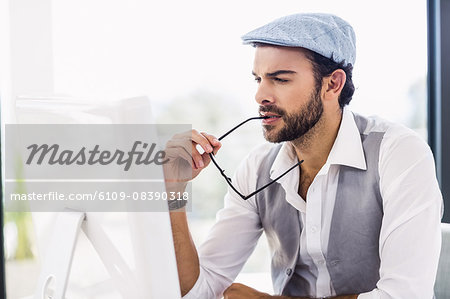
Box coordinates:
[183,108,443,299]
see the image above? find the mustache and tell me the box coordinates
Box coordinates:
[259,105,286,116]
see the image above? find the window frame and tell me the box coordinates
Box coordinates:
[428,0,450,222]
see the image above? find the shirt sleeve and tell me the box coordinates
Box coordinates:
[358,131,443,299]
[182,145,271,299]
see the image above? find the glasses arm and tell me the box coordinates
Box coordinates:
[218,116,269,141]
[209,115,303,200]
[242,159,304,200]
[208,152,247,199]
[209,152,304,200]
[207,116,271,199]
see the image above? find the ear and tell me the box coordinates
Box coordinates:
[323,69,346,102]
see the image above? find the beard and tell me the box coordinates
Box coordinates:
[260,87,323,143]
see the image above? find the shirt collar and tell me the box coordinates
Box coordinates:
[269,107,366,179]
[327,107,367,171]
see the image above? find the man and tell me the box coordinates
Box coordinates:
[163,13,443,299]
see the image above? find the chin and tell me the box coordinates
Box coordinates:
[263,127,281,143]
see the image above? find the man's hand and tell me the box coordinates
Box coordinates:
[163,129,221,188]
[223,283,358,299]
[223,283,271,299]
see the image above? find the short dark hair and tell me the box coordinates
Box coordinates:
[303,49,355,108]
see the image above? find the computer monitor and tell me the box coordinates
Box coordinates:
[9,95,181,299]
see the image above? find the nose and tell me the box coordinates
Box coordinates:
[255,80,275,106]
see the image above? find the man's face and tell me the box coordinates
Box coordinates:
[252,46,323,143]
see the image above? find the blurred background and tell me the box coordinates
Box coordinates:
[0,0,429,297]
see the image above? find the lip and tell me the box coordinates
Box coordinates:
[262,117,281,125]
[260,112,282,125]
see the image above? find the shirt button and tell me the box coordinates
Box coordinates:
[310,226,318,233]
[286,268,293,276]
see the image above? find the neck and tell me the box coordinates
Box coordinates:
[291,109,343,175]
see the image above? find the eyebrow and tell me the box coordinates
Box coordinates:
[252,70,297,77]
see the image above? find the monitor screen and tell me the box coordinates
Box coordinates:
[5,95,181,299]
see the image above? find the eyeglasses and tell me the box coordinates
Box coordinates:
[209,116,304,200]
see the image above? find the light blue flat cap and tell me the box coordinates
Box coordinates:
[241,13,356,66]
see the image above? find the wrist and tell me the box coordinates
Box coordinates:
[165,181,188,193]
[167,197,188,211]
[166,182,189,211]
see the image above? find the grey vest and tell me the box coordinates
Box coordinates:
[255,113,385,296]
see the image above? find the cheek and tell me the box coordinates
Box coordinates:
[278,85,311,106]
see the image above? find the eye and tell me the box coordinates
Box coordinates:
[254,77,261,83]
[273,77,289,83]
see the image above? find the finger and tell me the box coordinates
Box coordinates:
[165,137,192,153]
[200,132,221,147]
[164,145,195,168]
[191,141,205,169]
[167,129,213,169]
[199,138,221,168]
[202,151,221,169]
[178,147,195,168]
[191,129,214,153]
[169,130,216,154]
[165,140,200,170]
[200,132,222,155]
[166,136,203,168]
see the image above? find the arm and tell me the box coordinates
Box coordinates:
[358,131,442,298]
[169,201,200,296]
[164,131,267,298]
[163,130,221,296]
